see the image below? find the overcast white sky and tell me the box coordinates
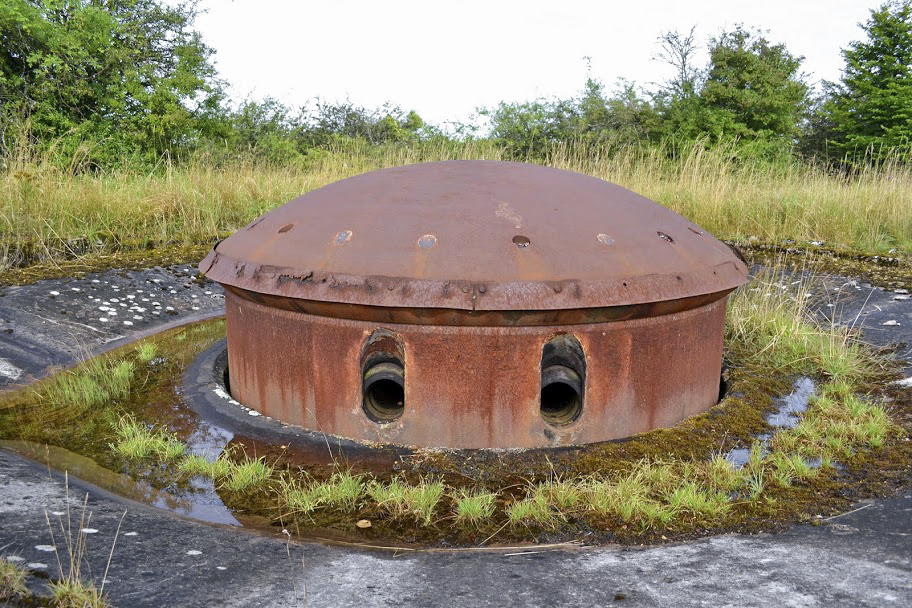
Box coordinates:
[192,0,884,127]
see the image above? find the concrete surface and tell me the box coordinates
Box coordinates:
[1,265,910,607]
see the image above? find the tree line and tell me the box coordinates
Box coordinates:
[2,0,911,170]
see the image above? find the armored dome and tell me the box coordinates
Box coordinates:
[201,161,748,313]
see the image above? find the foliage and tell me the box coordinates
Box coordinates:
[657,26,809,152]
[0,0,222,168]
[809,1,912,159]
[479,78,659,158]
[0,557,28,601]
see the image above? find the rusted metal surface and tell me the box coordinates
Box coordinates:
[202,161,747,312]
[203,161,749,449]
[224,290,727,449]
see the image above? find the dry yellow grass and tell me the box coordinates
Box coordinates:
[2,139,910,269]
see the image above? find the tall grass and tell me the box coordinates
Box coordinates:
[42,358,135,413]
[2,138,910,269]
[725,268,884,381]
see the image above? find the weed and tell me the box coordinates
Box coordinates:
[49,577,108,608]
[310,471,364,512]
[702,455,745,493]
[44,358,135,412]
[536,479,583,511]
[0,556,28,601]
[135,342,158,362]
[369,478,444,525]
[278,477,319,516]
[43,480,123,608]
[726,270,884,381]
[664,482,730,518]
[110,415,184,461]
[452,489,496,525]
[222,457,274,493]
[507,493,554,527]
[178,453,233,479]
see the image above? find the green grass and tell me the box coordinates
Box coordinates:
[701,455,745,493]
[43,358,135,411]
[0,557,28,602]
[369,478,445,526]
[452,489,496,525]
[727,270,884,381]
[49,577,109,608]
[109,415,185,461]
[178,453,233,479]
[2,139,911,272]
[43,488,117,608]
[221,456,274,493]
[507,493,555,527]
[135,342,158,363]
[278,477,320,516]
[309,471,365,512]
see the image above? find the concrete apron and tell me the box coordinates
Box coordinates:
[0,265,910,607]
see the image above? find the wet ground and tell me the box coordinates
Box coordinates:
[1,262,911,606]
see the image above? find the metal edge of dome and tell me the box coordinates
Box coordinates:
[200,247,748,312]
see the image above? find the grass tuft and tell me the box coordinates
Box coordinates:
[135,342,158,363]
[0,557,29,602]
[44,358,135,412]
[452,489,496,525]
[221,456,274,493]
[110,415,185,461]
[507,493,555,527]
[309,470,365,512]
[49,577,108,608]
[369,478,444,526]
[178,453,233,479]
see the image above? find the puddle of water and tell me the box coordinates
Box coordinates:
[0,439,240,526]
[724,377,816,467]
[765,376,815,428]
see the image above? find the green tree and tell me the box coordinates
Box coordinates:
[0,0,221,167]
[812,1,912,158]
[301,100,429,147]
[699,26,809,141]
[654,26,809,150]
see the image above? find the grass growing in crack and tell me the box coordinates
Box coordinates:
[726,269,885,381]
[664,482,730,518]
[536,478,584,511]
[49,577,109,608]
[701,456,745,494]
[278,477,320,517]
[452,489,496,525]
[110,415,185,461]
[0,556,29,602]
